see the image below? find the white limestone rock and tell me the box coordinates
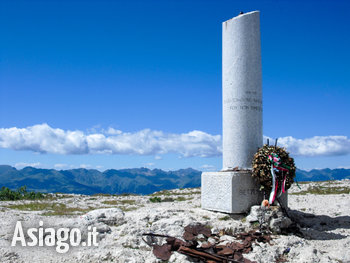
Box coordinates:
[82,208,125,226]
[0,182,349,262]
[246,205,262,222]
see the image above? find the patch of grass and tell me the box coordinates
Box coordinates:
[148,196,190,203]
[151,190,201,196]
[92,193,113,197]
[149,197,162,203]
[251,222,260,228]
[202,215,210,220]
[291,186,350,195]
[121,207,138,212]
[101,199,138,211]
[162,197,175,202]
[6,202,93,216]
[7,202,53,211]
[119,199,136,205]
[219,215,231,221]
[102,200,119,205]
[119,193,139,196]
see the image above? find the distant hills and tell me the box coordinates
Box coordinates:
[0,165,201,195]
[295,168,350,182]
[0,165,349,195]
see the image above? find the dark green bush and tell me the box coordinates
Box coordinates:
[149,196,162,203]
[0,186,45,201]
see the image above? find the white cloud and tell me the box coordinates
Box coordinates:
[54,163,68,169]
[200,164,217,171]
[276,136,350,156]
[105,127,122,135]
[54,163,77,169]
[0,124,221,157]
[0,124,349,158]
[337,166,350,169]
[79,164,92,169]
[14,162,41,169]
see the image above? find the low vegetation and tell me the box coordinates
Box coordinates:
[5,202,94,216]
[150,189,201,196]
[149,197,162,203]
[0,186,45,201]
[102,199,136,206]
[149,196,192,203]
[291,185,350,195]
[218,215,231,221]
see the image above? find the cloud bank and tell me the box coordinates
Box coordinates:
[0,124,349,157]
[0,124,221,157]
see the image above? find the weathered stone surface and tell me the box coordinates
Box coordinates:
[201,171,263,213]
[247,205,293,233]
[58,208,125,241]
[222,11,263,170]
[246,205,262,223]
[270,217,293,233]
[82,208,125,226]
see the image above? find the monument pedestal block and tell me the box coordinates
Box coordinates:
[201,171,288,213]
[201,171,263,213]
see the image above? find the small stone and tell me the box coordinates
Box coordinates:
[247,205,262,223]
[269,217,292,233]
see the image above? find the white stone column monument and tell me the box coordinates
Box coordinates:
[222,11,262,170]
[201,11,265,213]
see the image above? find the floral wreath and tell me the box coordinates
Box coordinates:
[252,143,296,205]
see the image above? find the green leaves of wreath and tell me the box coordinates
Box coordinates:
[252,144,296,193]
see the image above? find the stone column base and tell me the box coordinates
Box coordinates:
[202,170,291,213]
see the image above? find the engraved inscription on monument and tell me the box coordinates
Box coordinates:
[224,91,262,112]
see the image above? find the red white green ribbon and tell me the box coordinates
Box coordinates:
[268,153,290,204]
[269,164,278,204]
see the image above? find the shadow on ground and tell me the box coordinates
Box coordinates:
[288,209,350,240]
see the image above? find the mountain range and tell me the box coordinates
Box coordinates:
[0,165,349,195]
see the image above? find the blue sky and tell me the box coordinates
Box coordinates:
[0,0,349,171]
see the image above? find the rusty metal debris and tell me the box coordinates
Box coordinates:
[143,223,272,263]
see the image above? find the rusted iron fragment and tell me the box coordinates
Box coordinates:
[143,225,270,263]
[152,244,172,261]
[184,223,212,238]
[178,246,224,262]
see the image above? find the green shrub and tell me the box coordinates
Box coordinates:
[149,197,162,203]
[0,186,45,201]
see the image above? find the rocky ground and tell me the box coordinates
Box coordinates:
[0,180,349,263]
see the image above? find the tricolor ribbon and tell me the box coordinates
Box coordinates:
[269,164,278,205]
[268,153,290,204]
